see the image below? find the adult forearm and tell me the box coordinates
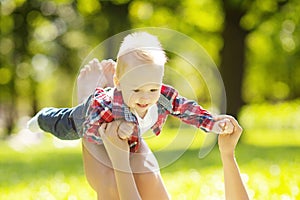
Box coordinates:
[112,160,141,200]
[99,122,142,200]
[221,153,249,200]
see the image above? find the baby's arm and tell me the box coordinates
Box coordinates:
[168,91,233,134]
[165,86,228,134]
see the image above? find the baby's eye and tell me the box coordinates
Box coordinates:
[133,89,140,92]
[150,89,159,92]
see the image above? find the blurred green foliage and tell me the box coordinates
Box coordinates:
[1,1,300,199]
[240,99,300,130]
[1,0,300,136]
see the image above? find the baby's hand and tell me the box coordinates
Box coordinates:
[218,118,234,134]
[212,117,234,134]
[117,121,135,139]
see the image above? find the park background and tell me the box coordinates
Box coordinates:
[0,0,299,199]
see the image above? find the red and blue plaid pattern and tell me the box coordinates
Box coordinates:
[83,84,215,153]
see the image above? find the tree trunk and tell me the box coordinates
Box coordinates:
[101,1,131,58]
[103,1,131,35]
[220,4,247,117]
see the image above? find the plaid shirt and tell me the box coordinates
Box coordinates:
[82,84,215,152]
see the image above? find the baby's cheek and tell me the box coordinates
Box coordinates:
[153,92,160,102]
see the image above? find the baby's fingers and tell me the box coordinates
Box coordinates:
[118,122,135,139]
[98,123,108,137]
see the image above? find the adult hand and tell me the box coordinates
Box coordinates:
[212,118,234,134]
[98,121,130,168]
[215,115,243,156]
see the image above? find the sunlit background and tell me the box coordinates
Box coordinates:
[1,0,300,199]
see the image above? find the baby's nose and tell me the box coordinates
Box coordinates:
[140,92,150,100]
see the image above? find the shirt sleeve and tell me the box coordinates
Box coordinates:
[168,87,215,132]
[82,88,114,144]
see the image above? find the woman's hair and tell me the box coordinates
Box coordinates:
[116,32,167,78]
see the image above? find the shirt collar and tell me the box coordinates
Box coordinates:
[111,88,137,122]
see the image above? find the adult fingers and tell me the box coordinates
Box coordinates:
[226,116,243,134]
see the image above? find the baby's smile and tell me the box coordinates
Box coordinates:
[137,103,149,108]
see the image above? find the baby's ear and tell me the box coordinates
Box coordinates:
[113,75,121,90]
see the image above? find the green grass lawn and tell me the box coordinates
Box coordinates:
[0,128,299,199]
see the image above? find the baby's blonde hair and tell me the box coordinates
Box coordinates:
[116,32,167,78]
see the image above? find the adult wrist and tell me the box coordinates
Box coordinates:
[220,150,235,161]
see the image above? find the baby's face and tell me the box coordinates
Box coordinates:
[117,62,164,117]
[122,83,161,117]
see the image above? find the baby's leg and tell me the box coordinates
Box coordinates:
[77,58,115,103]
[131,139,171,200]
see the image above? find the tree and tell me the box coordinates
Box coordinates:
[220,0,291,116]
[0,0,132,136]
[220,1,248,117]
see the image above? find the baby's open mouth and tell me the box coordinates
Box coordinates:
[137,103,148,108]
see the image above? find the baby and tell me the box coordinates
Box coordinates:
[28,32,234,152]
[27,32,235,199]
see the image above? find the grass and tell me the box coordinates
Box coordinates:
[0,139,95,200]
[0,128,299,200]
